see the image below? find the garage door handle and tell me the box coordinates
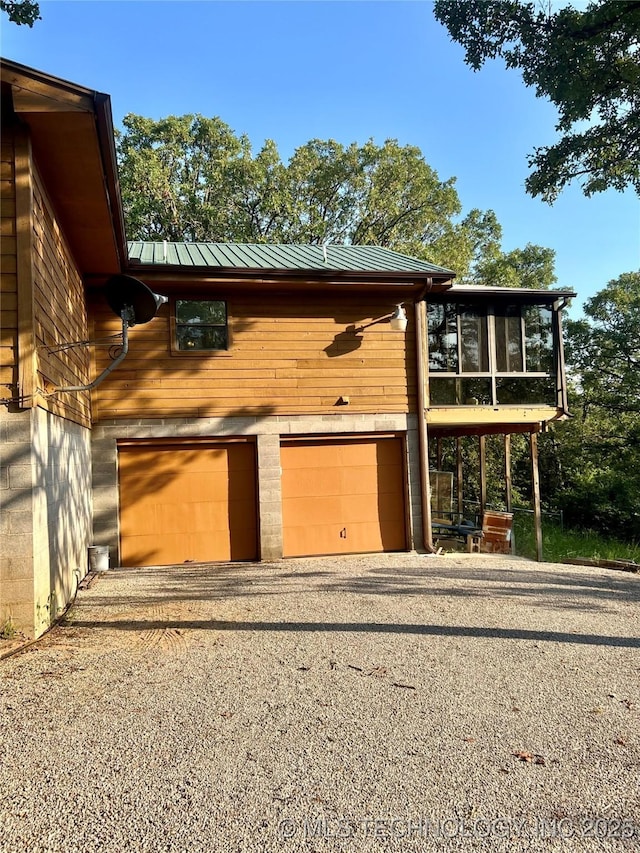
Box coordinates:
[340,528,347,538]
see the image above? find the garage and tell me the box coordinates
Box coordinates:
[117,440,258,567]
[281,436,407,557]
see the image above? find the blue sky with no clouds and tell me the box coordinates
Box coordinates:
[3,0,639,316]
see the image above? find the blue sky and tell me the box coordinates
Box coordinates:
[3,0,639,316]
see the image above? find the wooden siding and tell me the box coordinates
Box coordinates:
[31,157,90,427]
[90,292,417,420]
[0,133,17,401]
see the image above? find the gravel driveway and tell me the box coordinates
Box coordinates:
[1,553,639,852]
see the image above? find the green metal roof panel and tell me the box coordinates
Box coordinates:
[127,241,455,275]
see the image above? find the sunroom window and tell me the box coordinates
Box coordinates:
[427,301,556,406]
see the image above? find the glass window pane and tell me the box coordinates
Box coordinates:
[429,377,492,406]
[460,378,492,405]
[176,325,228,350]
[495,306,524,372]
[496,377,556,405]
[176,300,226,325]
[524,305,554,373]
[460,307,488,372]
[427,303,458,372]
[429,378,457,405]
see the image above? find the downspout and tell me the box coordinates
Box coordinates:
[56,309,131,393]
[415,296,435,553]
[554,297,571,417]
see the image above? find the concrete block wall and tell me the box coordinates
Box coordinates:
[92,412,425,565]
[31,408,92,635]
[0,409,35,634]
[0,408,92,638]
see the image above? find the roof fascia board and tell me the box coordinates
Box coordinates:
[432,286,576,301]
[124,264,454,288]
[94,92,127,269]
[3,59,95,113]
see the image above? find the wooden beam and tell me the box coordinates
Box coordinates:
[479,434,487,515]
[530,431,543,561]
[504,433,515,554]
[456,437,463,517]
[504,433,513,513]
[14,127,35,408]
[426,406,559,429]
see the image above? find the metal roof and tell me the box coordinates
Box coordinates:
[439,284,576,301]
[127,242,455,275]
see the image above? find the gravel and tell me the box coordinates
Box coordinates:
[1,553,639,852]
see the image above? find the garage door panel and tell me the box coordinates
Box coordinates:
[282,437,407,557]
[118,442,257,567]
[282,495,341,524]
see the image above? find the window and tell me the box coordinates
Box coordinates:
[175,300,228,351]
[427,301,557,406]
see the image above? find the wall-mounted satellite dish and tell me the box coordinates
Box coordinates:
[105,274,168,326]
[56,274,168,393]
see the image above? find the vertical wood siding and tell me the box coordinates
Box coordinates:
[31,159,90,427]
[0,132,17,401]
[90,291,417,420]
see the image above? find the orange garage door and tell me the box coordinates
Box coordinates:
[118,441,258,567]
[281,437,407,557]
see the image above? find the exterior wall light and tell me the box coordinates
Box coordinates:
[389,304,408,332]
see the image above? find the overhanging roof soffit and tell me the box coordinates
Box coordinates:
[11,81,94,114]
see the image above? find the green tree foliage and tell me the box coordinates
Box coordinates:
[117,113,554,287]
[1,0,40,25]
[475,243,557,290]
[554,272,640,539]
[117,115,252,243]
[434,0,640,202]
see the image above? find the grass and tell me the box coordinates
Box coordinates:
[0,620,17,640]
[513,512,640,564]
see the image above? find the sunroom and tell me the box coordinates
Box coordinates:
[423,285,575,558]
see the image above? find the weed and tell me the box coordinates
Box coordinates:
[514,513,640,564]
[0,619,17,640]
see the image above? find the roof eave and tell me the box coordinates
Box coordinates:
[123,261,455,290]
[434,285,576,302]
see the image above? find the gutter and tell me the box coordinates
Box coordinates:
[94,92,128,271]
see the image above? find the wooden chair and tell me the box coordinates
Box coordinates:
[467,510,514,554]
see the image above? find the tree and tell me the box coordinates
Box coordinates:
[433,1,640,202]
[566,272,640,415]
[116,114,253,243]
[117,113,554,288]
[555,272,640,538]
[1,0,40,25]
[474,243,557,289]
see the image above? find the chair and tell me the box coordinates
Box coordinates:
[467,510,514,554]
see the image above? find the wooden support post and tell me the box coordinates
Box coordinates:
[530,431,543,562]
[504,434,513,513]
[436,437,443,471]
[456,437,463,518]
[14,128,35,408]
[479,435,487,516]
[415,300,434,552]
[504,433,515,553]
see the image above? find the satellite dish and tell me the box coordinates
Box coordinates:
[105,274,168,326]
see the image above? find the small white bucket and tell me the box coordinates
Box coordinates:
[88,545,110,572]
